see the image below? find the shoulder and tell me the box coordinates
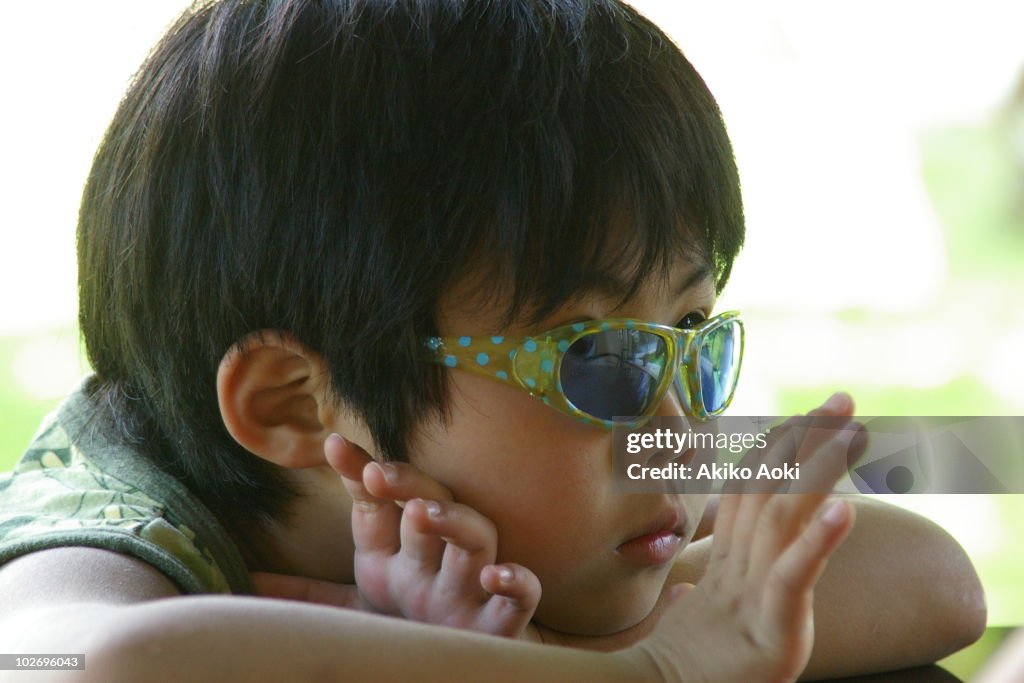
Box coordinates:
[0,546,181,616]
[1,388,249,596]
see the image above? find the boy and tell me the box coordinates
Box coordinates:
[0,0,984,680]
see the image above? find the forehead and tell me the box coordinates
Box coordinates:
[436,252,715,336]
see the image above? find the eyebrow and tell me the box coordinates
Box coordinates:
[583,264,713,300]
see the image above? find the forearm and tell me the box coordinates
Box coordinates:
[0,603,124,683]
[85,595,642,683]
[800,496,986,679]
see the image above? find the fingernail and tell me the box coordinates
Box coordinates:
[668,583,691,603]
[822,392,849,413]
[497,566,514,583]
[378,462,398,483]
[822,500,848,526]
[423,500,442,517]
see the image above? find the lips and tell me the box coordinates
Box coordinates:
[621,506,688,545]
[614,506,688,566]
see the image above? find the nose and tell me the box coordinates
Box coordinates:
[655,376,689,419]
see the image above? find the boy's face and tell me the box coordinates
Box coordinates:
[406,256,716,635]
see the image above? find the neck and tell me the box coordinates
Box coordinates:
[229,466,356,584]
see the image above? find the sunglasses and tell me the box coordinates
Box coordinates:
[423,310,743,428]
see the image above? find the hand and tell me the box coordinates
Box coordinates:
[335,434,543,637]
[253,434,542,639]
[620,395,867,683]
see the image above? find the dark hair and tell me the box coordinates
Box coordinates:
[77,0,744,550]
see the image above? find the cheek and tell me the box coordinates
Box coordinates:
[409,372,615,560]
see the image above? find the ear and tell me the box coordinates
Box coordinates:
[217,331,338,469]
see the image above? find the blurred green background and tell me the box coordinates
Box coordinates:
[1,7,1021,673]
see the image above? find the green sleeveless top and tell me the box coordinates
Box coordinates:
[0,377,251,594]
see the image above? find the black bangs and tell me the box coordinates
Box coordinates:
[77,0,744,540]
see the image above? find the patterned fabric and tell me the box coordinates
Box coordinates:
[0,377,251,595]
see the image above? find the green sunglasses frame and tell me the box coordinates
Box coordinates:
[423,310,744,429]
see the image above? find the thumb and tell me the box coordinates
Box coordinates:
[667,582,696,605]
[250,571,365,610]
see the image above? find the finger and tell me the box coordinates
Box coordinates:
[721,399,855,582]
[792,396,855,466]
[326,434,401,555]
[718,412,807,504]
[709,421,803,574]
[707,393,852,575]
[707,492,741,575]
[363,460,455,505]
[717,492,774,585]
[692,494,719,541]
[762,499,856,635]
[250,571,363,609]
[778,397,855,479]
[787,421,865,495]
[390,497,502,602]
[712,423,802,580]
[326,431,375,483]
[424,500,500,602]
[744,425,860,583]
[397,498,447,570]
[718,397,846,497]
[709,417,803,568]
[667,581,696,604]
[478,563,543,638]
[754,394,854,485]
[480,563,541,605]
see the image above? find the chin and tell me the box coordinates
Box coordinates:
[532,571,665,636]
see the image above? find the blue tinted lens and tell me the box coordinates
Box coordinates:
[559,330,667,421]
[697,321,741,414]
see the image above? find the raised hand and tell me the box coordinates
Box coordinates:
[623,396,867,683]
